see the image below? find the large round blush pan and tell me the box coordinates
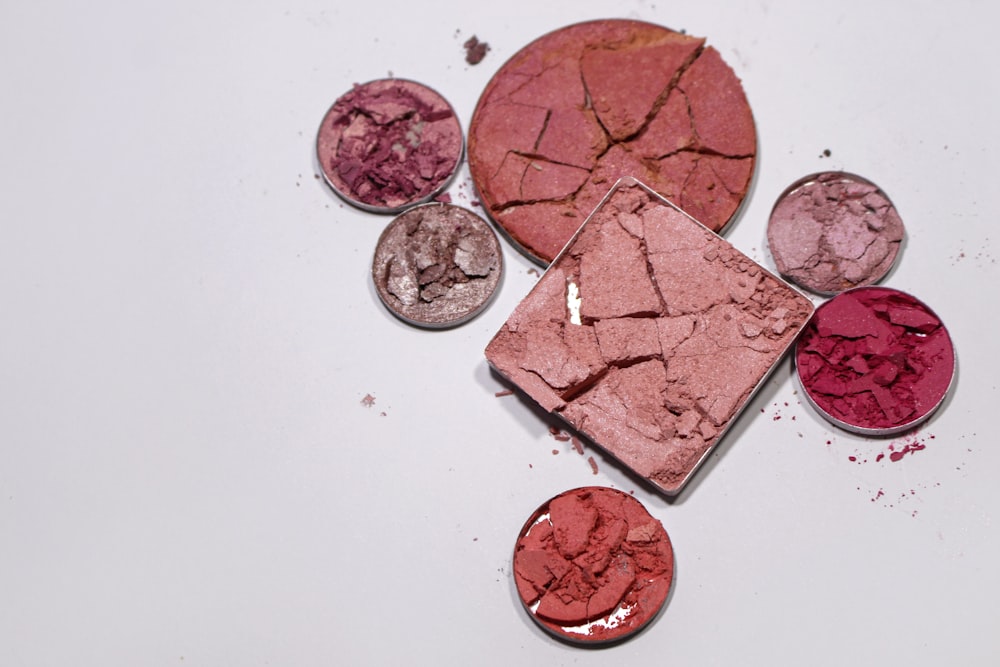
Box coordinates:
[468,19,756,264]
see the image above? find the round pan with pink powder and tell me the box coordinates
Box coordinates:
[767,172,905,295]
[467,19,756,265]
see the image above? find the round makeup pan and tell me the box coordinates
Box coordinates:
[316,78,463,213]
[371,203,503,328]
[795,286,956,436]
[467,19,756,264]
[512,486,674,645]
[767,172,905,295]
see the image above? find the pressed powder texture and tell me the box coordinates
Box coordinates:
[513,487,673,644]
[796,287,955,435]
[316,79,463,212]
[467,19,756,264]
[767,172,905,295]
[371,203,502,327]
[485,179,814,494]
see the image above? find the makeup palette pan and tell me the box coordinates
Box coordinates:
[467,19,756,265]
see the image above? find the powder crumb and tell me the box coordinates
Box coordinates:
[552,449,559,455]
[464,35,490,64]
[495,389,514,397]
[588,456,599,475]
[571,437,584,455]
[360,393,376,407]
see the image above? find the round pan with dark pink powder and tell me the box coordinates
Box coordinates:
[467,19,756,265]
[795,286,955,435]
[316,79,463,213]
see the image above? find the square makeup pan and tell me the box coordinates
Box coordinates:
[486,178,814,495]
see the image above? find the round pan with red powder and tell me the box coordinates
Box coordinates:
[795,286,956,435]
[513,486,674,644]
[316,79,463,213]
[767,172,905,295]
[467,19,756,264]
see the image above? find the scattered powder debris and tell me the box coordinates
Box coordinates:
[588,456,599,475]
[360,393,376,407]
[551,449,559,455]
[464,35,490,65]
[820,148,832,158]
[494,389,514,397]
[571,437,584,456]
[526,267,540,277]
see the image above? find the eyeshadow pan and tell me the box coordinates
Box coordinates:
[485,179,814,494]
[316,79,463,213]
[795,286,955,435]
[372,203,503,328]
[513,487,673,644]
[467,19,756,265]
[767,172,905,295]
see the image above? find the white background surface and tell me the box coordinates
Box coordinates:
[2,1,998,665]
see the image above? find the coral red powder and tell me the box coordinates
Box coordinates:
[513,487,673,644]
[796,287,955,434]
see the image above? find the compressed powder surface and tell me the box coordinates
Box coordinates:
[767,172,905,295]
[317,79,463,212]
[796,286,955,433]
[467,19,756,264]
[513,487,673,643]
[371,203,502,327]
[485,179,814,494]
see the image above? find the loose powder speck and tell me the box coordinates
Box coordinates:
[513,487,673,644]
[372,203,503,328]
[796,286,955,435]
[486,179,813,494]
[468,19,756,264]
[767,172,904,295]
[316,79,463,213]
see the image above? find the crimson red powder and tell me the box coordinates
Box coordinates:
[513,487,673,644]
[796,287,955,434]
[316,79,463,212]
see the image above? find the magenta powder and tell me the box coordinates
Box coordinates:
[316,79,463,212]
[796,286,955,434]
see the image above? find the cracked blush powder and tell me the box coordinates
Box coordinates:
[317,79,463,213]
[767,172,905,295]
[513,486,673,644]
[467,19,756,264]
[485,179,814,495]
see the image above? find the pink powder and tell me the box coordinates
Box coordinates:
[485,179,814,495]
[767,172,904,295]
